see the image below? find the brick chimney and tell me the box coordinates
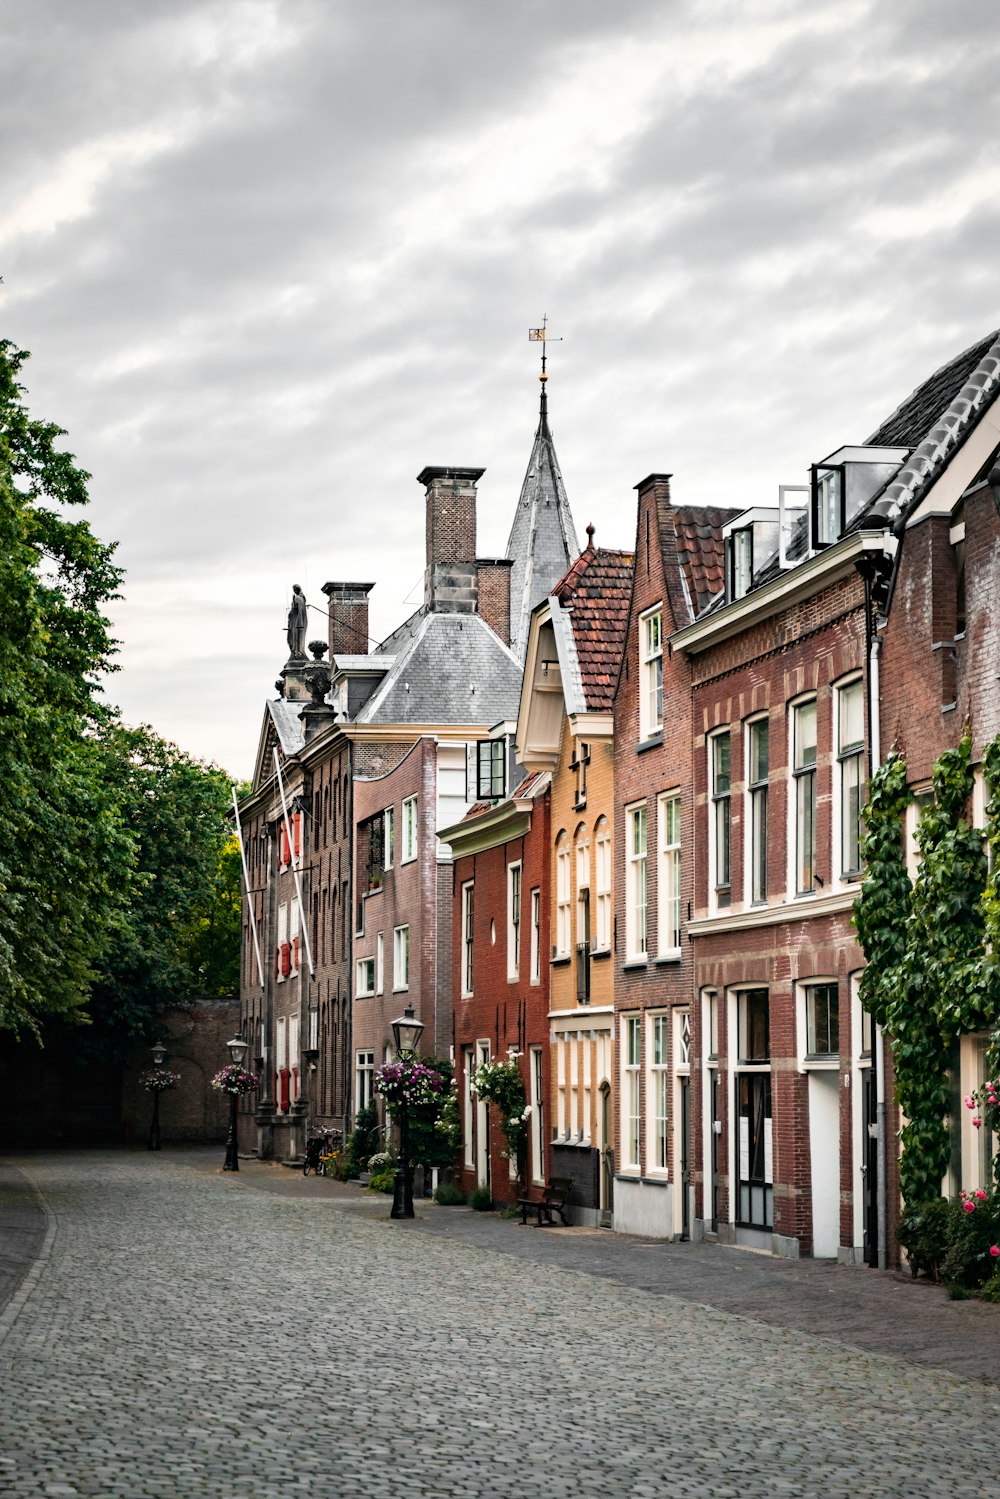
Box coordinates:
[476,557,513,645]
[418,466,484,614]
[321,581,375,657]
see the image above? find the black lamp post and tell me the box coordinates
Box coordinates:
[223,1033,249,1172]
[389,1003,424,1220]
[148,1040,167,1152]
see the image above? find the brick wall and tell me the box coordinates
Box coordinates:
[476,558,513,646]
[452,791,551,1202]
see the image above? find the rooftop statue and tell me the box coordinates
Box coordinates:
[286,585,308,659]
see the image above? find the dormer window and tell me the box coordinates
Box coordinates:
[810,446,909,550]
[728,526,753,601]
[812,464,845,548]
[723,509,779,601]
[476,737,506,800]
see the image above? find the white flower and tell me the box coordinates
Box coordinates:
[521,1104,533,1119]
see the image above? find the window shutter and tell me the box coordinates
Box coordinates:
[466,742,478,801]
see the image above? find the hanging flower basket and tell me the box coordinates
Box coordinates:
[139,1069,181,1093]
[375,1059,448,1111]
[211,1065,259,1097]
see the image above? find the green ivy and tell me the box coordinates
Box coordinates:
[855,733,997,1220]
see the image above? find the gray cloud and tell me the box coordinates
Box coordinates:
[2,0,998,774]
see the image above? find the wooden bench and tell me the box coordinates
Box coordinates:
[517,1176,573,1227]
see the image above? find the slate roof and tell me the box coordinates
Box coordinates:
[672,505,739,617]
[857,327,1000,526]
[552,543,634,713]
[867,330,1000,448]
[505,389,580,662]
[356,611,523,726]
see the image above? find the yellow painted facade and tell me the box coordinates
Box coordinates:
[547,716,616,1217]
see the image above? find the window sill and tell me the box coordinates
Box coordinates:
[590,948,612,962]
[636,732,664,754]
[392,987,409,995]
[640,1175,670,1188]
[614,1170,642,1182]
[622,958,648,971]
[802,1056,839,1071]
[654,954,681,966]
[400,855,417,866]
[550,956,572,968]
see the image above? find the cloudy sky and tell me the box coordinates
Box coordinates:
[2,0,997,778]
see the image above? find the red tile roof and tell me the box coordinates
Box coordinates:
[672,505,738,617]
[554,543,634,712]
[461,769,547,822]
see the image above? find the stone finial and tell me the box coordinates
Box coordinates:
[308,639,329,661]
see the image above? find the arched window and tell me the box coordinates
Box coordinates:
[594,817,611,950]
[555,831,571,957]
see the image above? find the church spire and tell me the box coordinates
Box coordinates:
[506,324,579,661]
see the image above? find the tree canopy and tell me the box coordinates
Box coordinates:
[0,338,240,1049]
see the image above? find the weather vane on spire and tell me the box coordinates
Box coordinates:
[528,316,562,385]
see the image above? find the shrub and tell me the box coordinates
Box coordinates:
[469,1183,492,1212]
[346,1103,380,1172]
[433,1181,467,1206]
[899,1198,952,1280]
[367,1163,397,1194]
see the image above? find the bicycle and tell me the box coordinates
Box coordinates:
[302,1126,337,1175]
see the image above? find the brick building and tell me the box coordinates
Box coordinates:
[440,761,551,1203]
[517,536,633,1224]
[871,328,1000,1216]
[611,477,736,1239]
[666,326,1000,1264]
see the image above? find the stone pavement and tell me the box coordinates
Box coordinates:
[2,1150,1000,1498]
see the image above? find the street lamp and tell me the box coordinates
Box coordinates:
[389,1004,424,1221]
[148,1041,167,1152]
[223,1033,248,1172]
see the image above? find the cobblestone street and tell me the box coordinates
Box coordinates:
[2,1152,1000,1498]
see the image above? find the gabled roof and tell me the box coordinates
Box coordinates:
[867,330,1000,448]
[355,611,523,726]
[552,542,634,713]
[506,389,579,662]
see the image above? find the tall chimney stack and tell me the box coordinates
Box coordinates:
[322,581,375,658]
[418,466,484,614]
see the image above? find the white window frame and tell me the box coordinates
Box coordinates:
[625,804,648,962]
[461,881,475,996]
[393,924,410,992]
[289,897,301,977]
[556,1036,567,1139]
[462,1046,475,1169]
[622,1015,641,1171]
[276,900,288,983]
[356,956,376,997]
[375,930,384,994]
[795,978,840,1071]
[708,729,731,911]
[595,818,612,950]
[401,795,418,863]
[530,1045,545,1184]
[788,696,818,897]
[744,714,769,905]
[647,1012,669,1176]
[639,605,664,740]
[657,792,682,957]
[355,1049,375,1114]
[556,835,571,957]
[530,887,541,983]
[507,861,522,981]
[383,805,394,870]
[834,676,865,882]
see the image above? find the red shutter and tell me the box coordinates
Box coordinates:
[293,813,301,860]
[279,1067,290,1112]
[280,943,291,977]
[280,826,290,867]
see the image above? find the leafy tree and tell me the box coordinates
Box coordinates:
[0,340,129,1038]
[84,724,237,1056]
